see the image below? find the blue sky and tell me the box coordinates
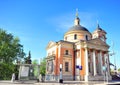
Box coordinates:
[0,0,120,69]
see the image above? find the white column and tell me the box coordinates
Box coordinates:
[76,52,80,77]
[80,48,82,66]
[104,54,108,81]
[90,52,93,75]
[107,55,111,77]
[97,53,100,74]
[59,64,63,83]
[85,48,89,81]
[79,48,82,80]
[100,51,103,75]
[93,50,97,76]
[105,54,111,79]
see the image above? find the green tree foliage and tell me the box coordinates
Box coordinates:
[118,68,120,72]
[0,28,25,63]
[0,63,14,80]
[32,59,38,65]
[40,58,46,75]
[32,59,39,77]
[0,28,25,80]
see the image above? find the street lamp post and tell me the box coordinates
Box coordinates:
[114,53,117,75]
[59,64,63,83]
[109,52,116,75]
[111,41,117,75]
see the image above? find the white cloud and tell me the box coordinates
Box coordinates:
[47,11,99,33]
[6,29,31,43]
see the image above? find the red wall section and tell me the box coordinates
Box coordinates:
[55,45,58,75]
[80,48,85,75]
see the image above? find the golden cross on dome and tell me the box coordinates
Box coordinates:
[76,8,79,17]
[97,20,100,28]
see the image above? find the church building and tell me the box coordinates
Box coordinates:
[46,12,112,81]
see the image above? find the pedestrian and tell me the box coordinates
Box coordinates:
[11,73,15,82]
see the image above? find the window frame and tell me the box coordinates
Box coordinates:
[74,34,77,40]
[65,36,67,40]
[85,35,88,40]
[65,50,69,55]
[65,62,69,72]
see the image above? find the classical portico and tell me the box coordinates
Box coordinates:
[74,38,111,81]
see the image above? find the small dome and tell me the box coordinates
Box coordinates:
[95,24,103,31]
[94,24,106,33]
[96,27,102,31]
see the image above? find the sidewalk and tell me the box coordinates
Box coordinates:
[0,80,37,85]
[35,80,120,85]
[0,80,120,85]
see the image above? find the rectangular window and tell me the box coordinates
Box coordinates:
[65,62,69,72]
[47,61,53,73]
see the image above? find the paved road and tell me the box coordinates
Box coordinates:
[0,80,120,85]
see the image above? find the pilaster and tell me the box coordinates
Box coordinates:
[85,47,88,81]
[100,51,103,75]
[93,50,97,76]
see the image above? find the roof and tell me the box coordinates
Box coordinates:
[86,38,109,47]
[57,40,74,44]
[94,24,106,34]
[96,27,102,31]
[67,25,90,32]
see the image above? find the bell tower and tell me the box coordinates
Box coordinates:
[92,23,107,42]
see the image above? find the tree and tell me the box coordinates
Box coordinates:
[0,63,14,80]
[32,59,38,65]
[40,58,46,76]
[0,28,25,80]
[0,28,25,63]
[32,59,39,77]
[118,68,120,72]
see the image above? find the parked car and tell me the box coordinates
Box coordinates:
[117,73,120,78]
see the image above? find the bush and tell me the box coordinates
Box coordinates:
[0,63,15,80]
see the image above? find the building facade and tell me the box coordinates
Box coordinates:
[46,12,111,81]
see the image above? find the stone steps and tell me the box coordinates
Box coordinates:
[88,75,104,80]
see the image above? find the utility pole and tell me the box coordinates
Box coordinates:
[111,41,116,74]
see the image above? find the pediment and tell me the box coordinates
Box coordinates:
[46,41,56,49]
[87,38,109,47]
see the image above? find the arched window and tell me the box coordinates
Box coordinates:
[85,35,88,40]
[65,50,69,55]
[74,34,77,40]
[65,37,67,40]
